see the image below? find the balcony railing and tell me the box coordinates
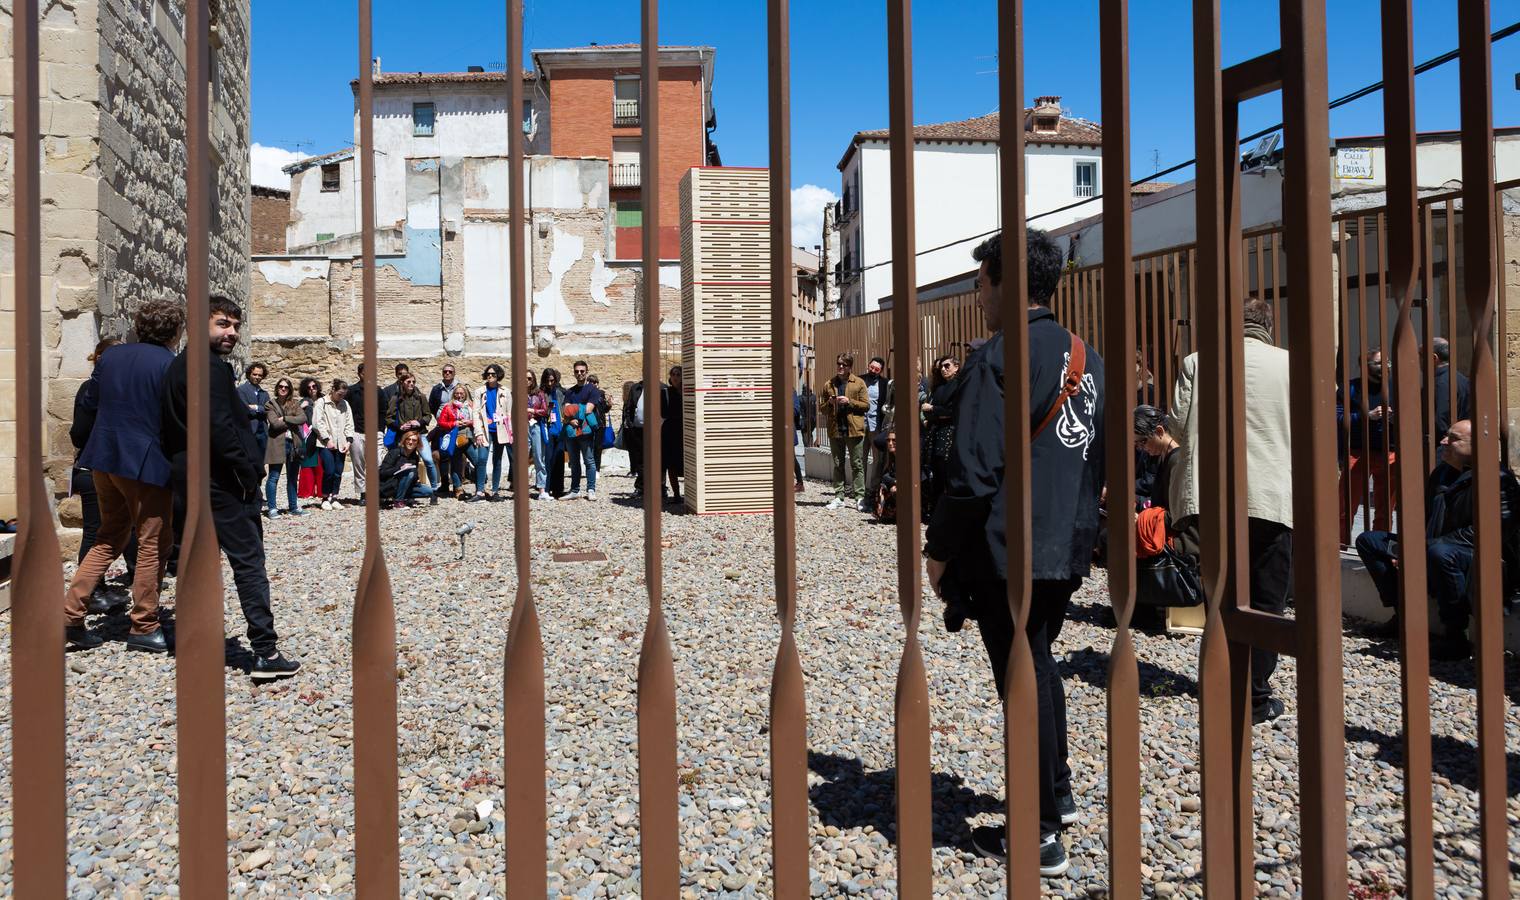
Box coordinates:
[613,97,639,125]
[612,161,641,188]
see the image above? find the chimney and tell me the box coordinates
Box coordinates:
[372,56,382,77]
[467,65,485,73]
[1031,95,1061,134]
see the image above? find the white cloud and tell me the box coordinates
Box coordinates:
[249,143,305,190]
[790,184,838,251]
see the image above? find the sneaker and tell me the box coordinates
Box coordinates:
[1252,696,1286,725]
[288,507,306,516]
[251,650,302,682]
[826,498,844,510]
[586,490,597,501]
[429,494,439,506]
[857,498,871,512]
[794,482,804,494]
[320,500,331,511]
[266,508,281,519]
[969,826,1069,877]
[65,625,103,651]
[1056,792,1079,826]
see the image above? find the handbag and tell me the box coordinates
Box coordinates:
[1134,545,1204,608]
[601,422,616,450]
[383,427,397,449]
[284,436,301,465]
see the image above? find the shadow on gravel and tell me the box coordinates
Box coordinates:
[807,751,1002,852]
[1061,646,1199,698]
[1064,600,1173,637]
[1350,641,1520,704]
[1344,724,1520,796]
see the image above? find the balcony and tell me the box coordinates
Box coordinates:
[612,161,641,188]
[613,98,639,126]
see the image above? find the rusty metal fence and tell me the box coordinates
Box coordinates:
[7,0,1515,898]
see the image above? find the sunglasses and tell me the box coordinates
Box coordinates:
[939,362,954,369]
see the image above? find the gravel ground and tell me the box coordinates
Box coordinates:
[1,470,1517,898]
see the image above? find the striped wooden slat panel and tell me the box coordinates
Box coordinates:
[682,168,775,514]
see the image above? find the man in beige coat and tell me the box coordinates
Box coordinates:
[1168,297,1293,724]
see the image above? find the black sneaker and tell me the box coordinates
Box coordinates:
[1252,696,1286,725]
[970,826,1069,877]
[1056,792,1079,826]
[252,650,302,682]
[429,494,439,506]
[65,625,103,651]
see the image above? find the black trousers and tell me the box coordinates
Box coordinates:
[1247,518,1293,706]
[970,573,1079,836]
[172,486,279,656]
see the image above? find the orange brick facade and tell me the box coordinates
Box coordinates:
[547,65,705,260]
[251,189,290,254]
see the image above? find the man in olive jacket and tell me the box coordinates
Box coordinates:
[923,229,1105,876]
[820,353,869,508]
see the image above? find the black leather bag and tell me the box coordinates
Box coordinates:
[1135,546,1204,608]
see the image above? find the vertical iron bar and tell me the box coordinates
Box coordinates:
[1368,217,1380,532]
[996,0,1038,895]
[1339,225,1354,543]
[1444,200,1456,438]
[886,0,932,893]
[1375,214,1393,523]
[637,6,680,894]
[1456,3,1505,894]
[176,1,230,894]
[8,0,67,893]
[1100,1,1141,891]
[1378,4,1434,895]
[767,0,810,891]
[502,0,548,890]
[1281,1,1348,894]
[1191,4,1243,896]
[353,4,399,894]
[1422,207,1437,473]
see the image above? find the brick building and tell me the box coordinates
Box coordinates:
[533,44,718,260]
[251,185,289,254]
[0,0,252,528]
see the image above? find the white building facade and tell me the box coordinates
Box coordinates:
[835,97,1103,314]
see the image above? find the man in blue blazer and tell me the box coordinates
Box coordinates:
[65,300,185,653]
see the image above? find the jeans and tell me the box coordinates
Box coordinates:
[265,462,301,512]
[1247,518,1293,706]
[317,448,346,497]
[971,572,1079,836]
[528,423,546,490]
[464,443,489,493]
[568,434,597,493]
[1427,531,1474,634]
[394,469,435,502]
[418,432,440,486]
[1353,530,1400,609]
[829,434,865,499]
[489,441,507,492]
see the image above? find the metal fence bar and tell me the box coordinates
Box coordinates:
[1191,4,1244,894]
[885,0,932,893]
[1281,2,1349,893]
[1378,4,1435,895]
[502,0,548,890]
[995,1,1040,895]
[1339,225,1356,542]
[767,0,810,892]
[176,1,231,893]
[8,0,67,893]
[1100,1,1140,891]
[1375,214,1394,522]
[637,4,681,893]
[353,3,400,894]
[1421,207,1438,472]
[1357,218,1374,530]
[1456,3,1506,894]
[1444,200,1457,431]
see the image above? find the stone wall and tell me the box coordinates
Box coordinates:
[0,0,250,527]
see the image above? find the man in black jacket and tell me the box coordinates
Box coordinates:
[1357,419,1520,658]
[1427,337,1471,446]
[622,378,667,497]
[162,297,300,681]
[924,229,1104,876]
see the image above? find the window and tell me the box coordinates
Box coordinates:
[613,199,642,259]
[320,163,341,192]
[522,99,535,135]
[1074,161,1097,198]
[611,138,640,188]
[413,102,435,137]
[613,77,639,125]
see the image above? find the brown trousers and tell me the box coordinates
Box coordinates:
[64,471,171,634]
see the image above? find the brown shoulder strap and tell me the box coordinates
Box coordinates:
[1032,331,1085,442]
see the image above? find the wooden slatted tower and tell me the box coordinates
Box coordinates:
[680,167,774,514]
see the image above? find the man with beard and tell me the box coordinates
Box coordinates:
[1338,348,1397,537]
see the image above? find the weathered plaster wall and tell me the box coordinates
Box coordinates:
[286,154,356,249]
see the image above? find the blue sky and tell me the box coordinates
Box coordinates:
[250,1,1520,245]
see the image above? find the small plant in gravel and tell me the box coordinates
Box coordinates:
[678,768,701,790]
[1349,874,1398,899]
[298,691,325,705]
[461,771,499,790]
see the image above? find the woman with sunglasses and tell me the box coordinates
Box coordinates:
[471,364,511,500]
[921,355,960,520]
[295,377,325,505]
[263,377,306,516]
